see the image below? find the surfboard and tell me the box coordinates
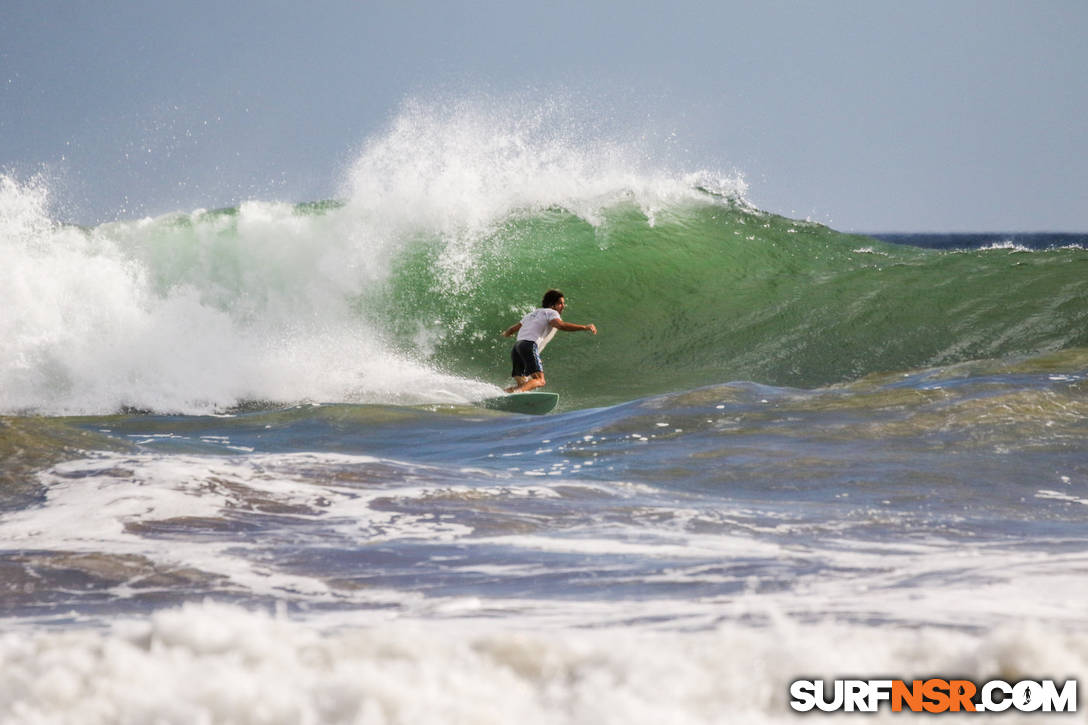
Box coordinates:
[479,391,559,415]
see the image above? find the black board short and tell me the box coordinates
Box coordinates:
[510,340,544,377]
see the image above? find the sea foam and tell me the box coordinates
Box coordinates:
[1,601,1084,724]
[0,176,496,415]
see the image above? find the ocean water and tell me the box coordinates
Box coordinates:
[2,105,1088,723]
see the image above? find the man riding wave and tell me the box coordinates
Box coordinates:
[502,289,597,393]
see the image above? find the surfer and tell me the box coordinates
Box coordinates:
[502,289,597,393]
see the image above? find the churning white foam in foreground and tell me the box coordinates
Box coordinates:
[7,450,1088,632]
[1,601,1085,725]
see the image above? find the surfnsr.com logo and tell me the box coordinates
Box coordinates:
[790,679,1077,713]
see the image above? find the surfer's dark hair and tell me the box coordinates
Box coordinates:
[542,289,564,308]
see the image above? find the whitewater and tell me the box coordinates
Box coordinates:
[2,102,1088,723]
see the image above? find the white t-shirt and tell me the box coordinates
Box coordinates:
[516,308,560,349]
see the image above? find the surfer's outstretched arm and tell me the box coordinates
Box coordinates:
[502,322,522,338]
[549,319,597,334]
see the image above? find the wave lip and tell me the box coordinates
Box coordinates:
[341,97,747,235]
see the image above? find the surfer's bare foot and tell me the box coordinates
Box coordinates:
[506,375,535,393]
[509,375,546,393]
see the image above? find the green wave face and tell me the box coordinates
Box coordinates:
[371,201,1088,407]
[5,162,1086,415]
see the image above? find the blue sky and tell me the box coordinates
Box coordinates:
[2,0,1086,231]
